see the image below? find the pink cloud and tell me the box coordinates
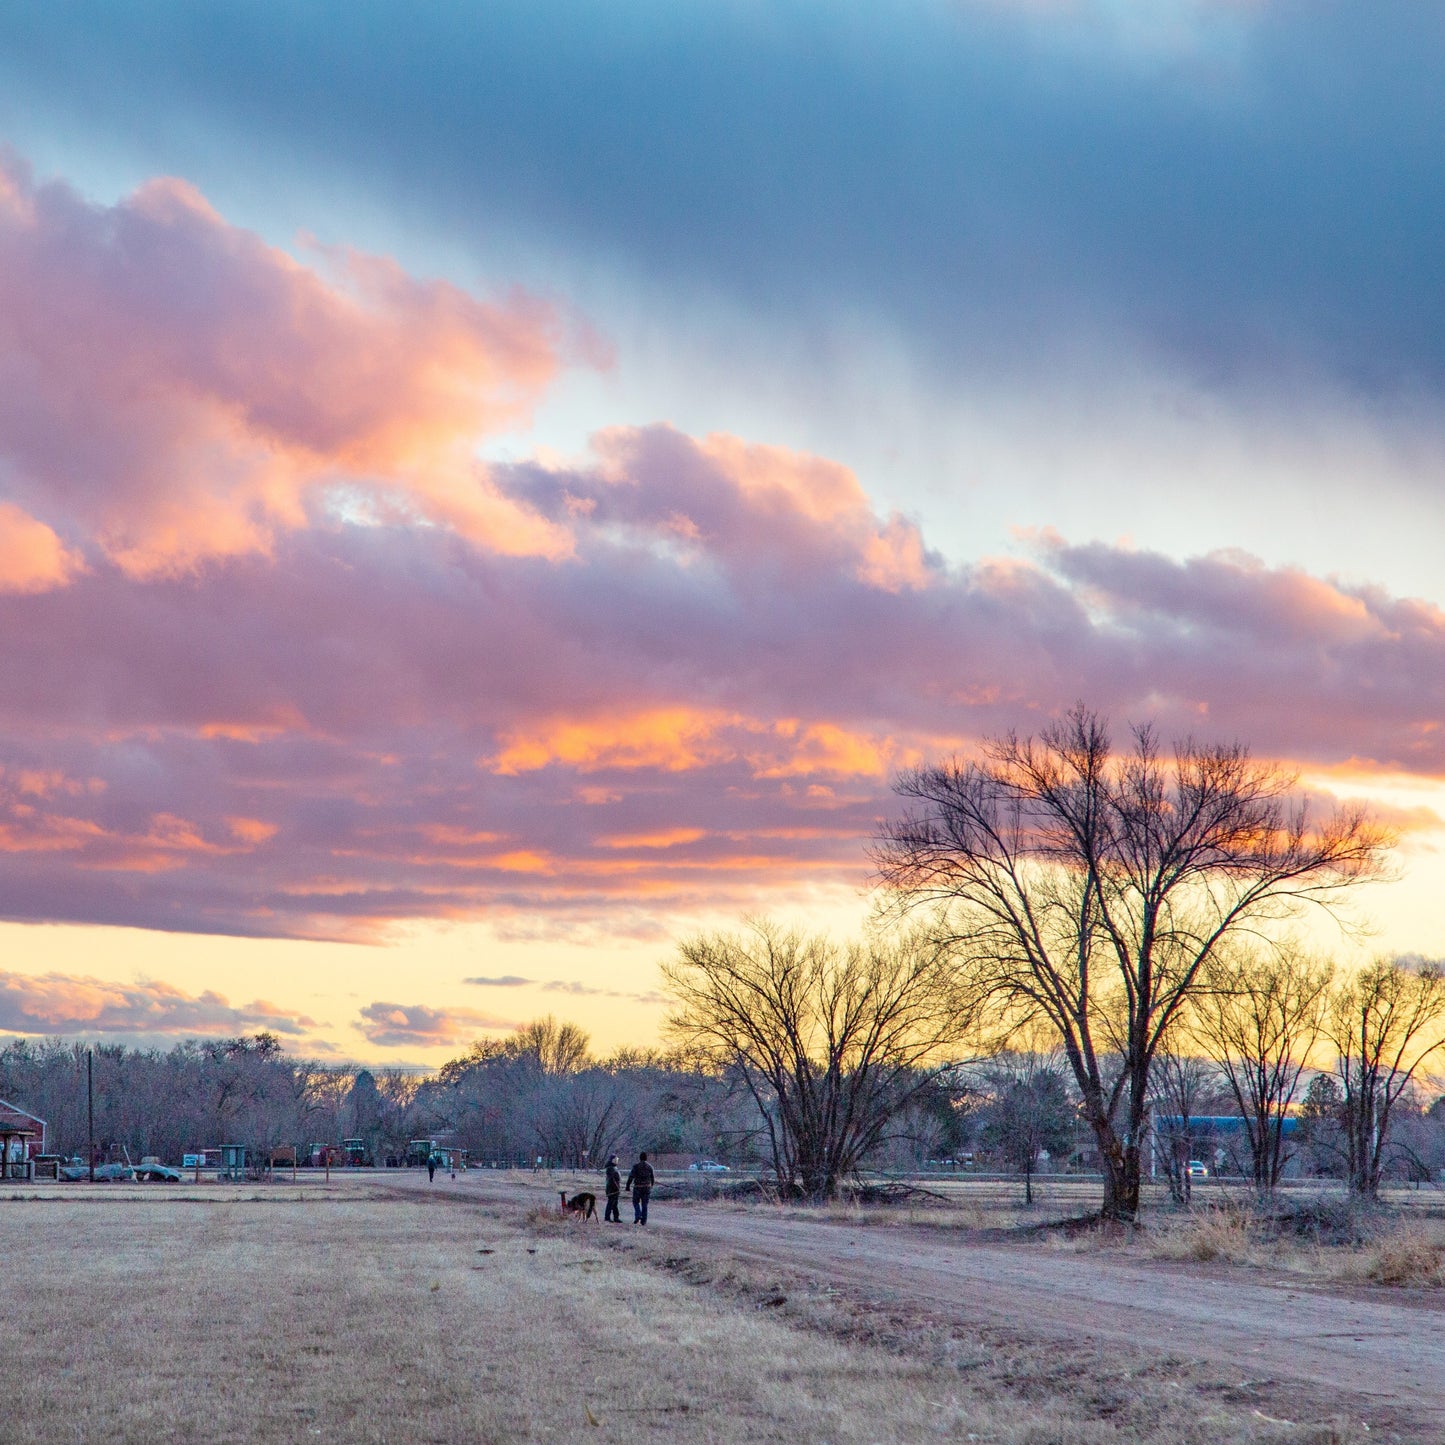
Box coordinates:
[0,489,1440,938]
[0,969,317,1037]
[567,425,937,592]
[0,153,575,576]
[357,1001,515,1048]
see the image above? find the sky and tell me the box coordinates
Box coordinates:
[0,0,1443,1063]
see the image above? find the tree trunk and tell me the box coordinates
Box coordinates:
[1347,1085,1378,1198]
[1094,1122,1142,1222]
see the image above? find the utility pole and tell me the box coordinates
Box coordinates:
[87,1048,95,1184]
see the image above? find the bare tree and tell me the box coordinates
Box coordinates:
[532,1067,638,1169]
[974,1046,1075,1205]
[1194,946,1333,1192]
[663,921,971,1200]
[875,706,1390,1221]
[1297,1071,1347,1178]
[1326,956,1445,1197]
[511,1017,591,1077]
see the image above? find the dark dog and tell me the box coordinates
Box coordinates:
[560,1190,597,1220]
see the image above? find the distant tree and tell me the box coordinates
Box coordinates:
[1194,947,1334,1192]
[1325,957,1445,1197]
[347,1068,382,1156]
[511,1017,591,1077]
[664,921,971,1200]
[1297,1072,1347,1178]
[976,1050,1075,1204]
[876,705,1391,1221]
[531,1067,638,1169]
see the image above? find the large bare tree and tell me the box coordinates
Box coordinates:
[1194,946,1333,1192]
[875,706,1390,1221]
[663,921,970,1200]
[1326,956,1445,1197]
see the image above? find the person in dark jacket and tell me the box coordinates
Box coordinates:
[427,1154,437,1183]
[603,1154,622,1222]
[625,1151,655,1225]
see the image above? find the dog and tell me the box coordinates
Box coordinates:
[559,1190,597,1220]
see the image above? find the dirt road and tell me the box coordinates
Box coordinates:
[655,1207,1444,1420]
[423,1172,1443,1429]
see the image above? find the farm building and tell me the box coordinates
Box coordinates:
[0,1099,47,1180]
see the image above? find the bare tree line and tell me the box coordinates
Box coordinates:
[872,705,1401,1219]
[0,1034,419,1165]
[0,1020,763,1176]
[672,706,1441,1212]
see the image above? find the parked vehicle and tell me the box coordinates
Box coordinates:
[689,1160,731,1173]
[58,1160,135,1182]
[134,1162,182,1182]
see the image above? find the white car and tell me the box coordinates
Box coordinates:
[689,1160,731,1173]
[1186,1160,1208,1179]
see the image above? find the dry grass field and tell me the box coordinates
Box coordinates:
[0,1175,1385,1443]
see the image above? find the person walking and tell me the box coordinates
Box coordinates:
[427,1154,436,1183]
[603,1154,622,1222]
[625,1151,655,1226]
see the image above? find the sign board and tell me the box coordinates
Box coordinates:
[182,1153,203,1168]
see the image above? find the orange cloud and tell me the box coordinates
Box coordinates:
[490,707,739,775]
[227,816,279,845]
[493,709,921,782]
[418,824,505,846]
[598,827,708,849]
[0,503,82,594]
[746,721,899,778]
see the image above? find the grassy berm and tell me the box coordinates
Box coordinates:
[1,1181,1363,1443]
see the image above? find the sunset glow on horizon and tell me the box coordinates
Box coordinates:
[2,2,1444,1063]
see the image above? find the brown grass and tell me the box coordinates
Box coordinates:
[0,1178,1372,1443]
[1140,1199,1445,1288]
[1147,1204,1266,1266]
[1347,1224,1445,1287]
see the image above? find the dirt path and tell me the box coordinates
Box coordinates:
[422,1174,1438,1421]
[654,1207,1444,1418]
[392,1172,1443,1431]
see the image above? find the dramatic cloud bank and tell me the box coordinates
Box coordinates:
[0,157,1440,949]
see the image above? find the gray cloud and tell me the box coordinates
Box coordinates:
[463,975,532,987]
[2,2,1441,397]
[541,981,668,1005]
